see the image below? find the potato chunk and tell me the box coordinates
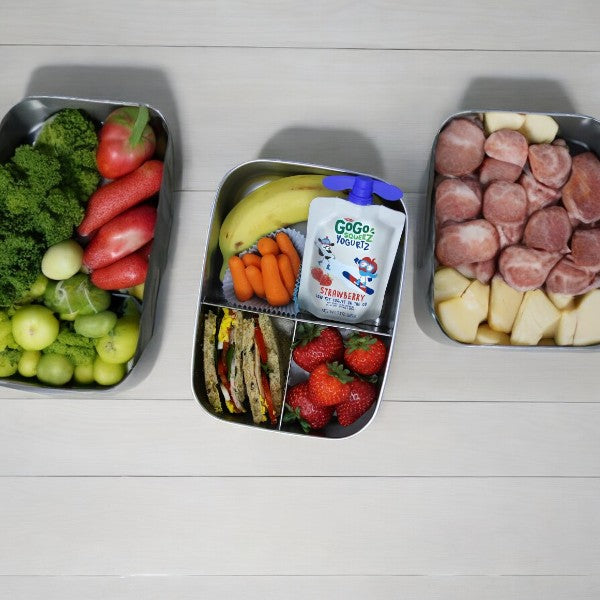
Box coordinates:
[555,309,577,346]
[437,280,489,343]
[488,276,524,333]
[547,291,575,310]
[434,267,471,306]
[475,324,510,345]
[510,289,560,346]
[573,290,600,346]
[484,111,525,135]
[519,114,559,144]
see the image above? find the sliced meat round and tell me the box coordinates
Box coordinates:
[434,118,485,176]
[523,206,572,253]
[455,259,496,284]
[484,129,528,167]
[498,245,561,292]
[571,228,600,270]
[528,143,572,189]
[435,219,500,267]
[519,168,562,216]
[562,152,600,224]
[435,178,482,226]
[546,256,596,294]
[482,181,527,225]
[479,157,522,186]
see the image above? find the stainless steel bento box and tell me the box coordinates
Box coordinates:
[415,109,600,349]
[0,96,174,391]
[191,160,407,438]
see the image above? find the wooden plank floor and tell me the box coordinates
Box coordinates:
[1,2,599,597]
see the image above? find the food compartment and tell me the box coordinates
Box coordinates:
[192,160,407,437]
[281,321,392,439]
[0,96,173,392]
[418,110,600,349]
[192,303,295,428]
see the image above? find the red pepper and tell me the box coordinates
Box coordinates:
[254,325,269,364]
[260,372,277,425]
[96,106,156,179]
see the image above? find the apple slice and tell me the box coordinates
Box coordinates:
[434,267,471,306]
[437,280,489,343]
[547,291,575,310]
[511,289,560,346]
[484,111,525,135]
[555,308,577,346]
[519,114,559,144]
[488,276,524,334]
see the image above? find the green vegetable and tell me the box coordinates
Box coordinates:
[43,326,96,366]
[0,348,22,377]
[44,273,111,317]
[0,108,100,308]
[35,108,101,202]
[0,310,21,352]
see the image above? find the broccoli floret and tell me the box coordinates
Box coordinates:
[0,236,43,308]
[0,348,22,377]
[43,326,96,366]
[36,109,100,202]
[0,311,21,353]
[10,145,62,193]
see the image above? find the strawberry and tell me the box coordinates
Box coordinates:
[308,362,354,407]
[292,324,344,372]
[343,333,387,376]
[336,379,377,426]
[311,267,324,282]
[284,382,334,432]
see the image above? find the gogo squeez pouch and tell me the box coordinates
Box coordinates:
[298,175,406,324]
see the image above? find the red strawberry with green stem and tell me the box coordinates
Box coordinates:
[343,333,387,376]
[308,361,354,407]
[292,324,344,372]
[284,382,334,432]
[336,379,377,426]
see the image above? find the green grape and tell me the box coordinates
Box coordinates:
[18,350,41,377]
[95,316,139,364]
[36,354,74,386]
[73,362,94,384]
[93,357,126,386]
[74,311,117,339]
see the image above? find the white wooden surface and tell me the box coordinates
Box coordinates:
[1,2,599,598]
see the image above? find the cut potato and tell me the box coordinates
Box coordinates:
[538,338,555,346]
[484,111,525,135]
[488,276,524,333]
[519,113,559,144]
[511,289,560,346]
[555,308,577,346]
[573,290,600,346]
[547,291,575,311]
[434,267,471,306]
[437,280,489,343]
[474,324,510,345]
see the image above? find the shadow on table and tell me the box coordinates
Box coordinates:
[259,126,385,179]
[25,65,184,393]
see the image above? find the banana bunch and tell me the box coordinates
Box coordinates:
[219,174,342,279]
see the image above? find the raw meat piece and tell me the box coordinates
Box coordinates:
[436,219,500,267]
[435,118,485,176]
[523,206,572,253]
[435,178,481,226]
[546,256,597,294]
[496,223,525,249]
[498,245,561,292]
[571,228,600,270]
[562,152,600,223]
[528,143,572,189]
[484,129,528,167]
[455,259,496,284]
[483,181,527,225]
[479,157,522,186]
[519,168,562,215]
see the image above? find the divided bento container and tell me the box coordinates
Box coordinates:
[0,96,174,392]
[416,109,600,349]
[191,160,408,438]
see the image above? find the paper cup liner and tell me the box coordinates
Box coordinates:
[223,227,306,317]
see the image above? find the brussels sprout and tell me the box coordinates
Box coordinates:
[44,273,110,318]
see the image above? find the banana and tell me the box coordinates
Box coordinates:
[218,174,343,279]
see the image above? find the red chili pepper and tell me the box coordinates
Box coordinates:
[96,106,156,179]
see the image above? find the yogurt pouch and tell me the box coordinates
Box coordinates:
[298,175,405,324]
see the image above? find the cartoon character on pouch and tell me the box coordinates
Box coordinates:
[355,256,378,287]
[315,236,335,271]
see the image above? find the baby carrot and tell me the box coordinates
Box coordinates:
[277,253,296,297]
[228,256,254,302]
[245,265,265,298]
[241,253,261,268]
[257,236,280,256]
[275,232,301,277]
[261,254,291,306]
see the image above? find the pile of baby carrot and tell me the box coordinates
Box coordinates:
[228,231,301,306]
